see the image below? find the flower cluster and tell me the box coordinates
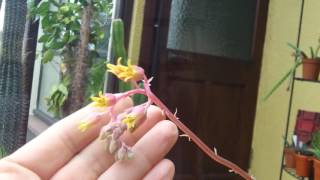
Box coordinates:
[100,104,148,160]
[78,59,148,160]
[79,84,149,160]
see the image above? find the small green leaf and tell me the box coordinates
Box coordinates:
[287,42,307,58]
[37,1,50,16]
[49,41,65,49]
[287,43,300,52]
[60,5,70,13]
[63,17,71,24]
[53,93,62,107]
[79,0,88,6]
[41,15,50,28]
[315,45,320,58]
[70,22,81,31]
[310,47,315,59]
[262,60,302,101]
[62,75,71,85]
[0,145,7,158]
[98,30,105,40]
[51,85,58,93]
[62,31,70,43]
[43,49,55,63]
[68,35,78,43]
[28,6,37,20]
[58,84,68,95]
[59,95,67,106]
[38,34,51,42]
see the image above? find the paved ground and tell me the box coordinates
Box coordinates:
[27,115,49,141]
[26,130,36,142]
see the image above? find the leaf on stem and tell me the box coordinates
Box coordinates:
[262,60,302,101]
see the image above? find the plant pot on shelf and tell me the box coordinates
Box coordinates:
[314,158,320,180]
[302,58,320,80]
[295,153,313,177]
[284,147,296,168]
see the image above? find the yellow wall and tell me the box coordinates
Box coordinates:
[128,0,145,64]
[251,0,320,179]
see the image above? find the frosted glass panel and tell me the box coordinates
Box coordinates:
[167,0,256,60]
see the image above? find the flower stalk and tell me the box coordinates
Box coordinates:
[77,19,254,180]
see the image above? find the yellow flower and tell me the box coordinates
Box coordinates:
[78,121,90,132]
[122,115,136,132]
[107,58,144,82]
[91,91,109,107]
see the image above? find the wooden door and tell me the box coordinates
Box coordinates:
[140,0,269,179]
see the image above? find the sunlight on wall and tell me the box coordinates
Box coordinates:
[251,0,320,179]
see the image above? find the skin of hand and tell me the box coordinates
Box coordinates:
[0,98,178,180]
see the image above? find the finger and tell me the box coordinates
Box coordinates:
[6,97,133,179]
[98,120,178,180]
[52,106,164,180]
[0,160,41,180]
[143,159,175,180]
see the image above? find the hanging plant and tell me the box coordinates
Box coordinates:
[263,39,320,101]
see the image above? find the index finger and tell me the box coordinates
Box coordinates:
[5,98,133,179]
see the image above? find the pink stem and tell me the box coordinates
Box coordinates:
[142,76,253,180]
[109,89,146,121]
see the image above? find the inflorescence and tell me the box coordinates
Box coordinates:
[78,58,254,180]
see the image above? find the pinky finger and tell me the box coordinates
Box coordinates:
[143,159,175,180]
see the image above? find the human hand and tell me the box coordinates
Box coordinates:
[0,98,178,179]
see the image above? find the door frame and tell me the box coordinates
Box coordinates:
[138,0,270,170]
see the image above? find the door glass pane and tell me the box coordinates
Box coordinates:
[167,0,257,60]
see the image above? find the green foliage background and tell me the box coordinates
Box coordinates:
[31,0,112,117]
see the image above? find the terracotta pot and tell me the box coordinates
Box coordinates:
[284,147,296,168]
[295,153,312,177]
[314,158,320,180]
[302,58,320,80]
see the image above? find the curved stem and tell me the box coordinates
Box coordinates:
[119,88,146,100]
[109,89,146,121]
[142,76,253,180]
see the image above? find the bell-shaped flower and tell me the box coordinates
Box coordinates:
[91,91,116,107]
[109,138,121,154]
[115,144,133,161]
[107,58,144,82]
[121,104,147,132]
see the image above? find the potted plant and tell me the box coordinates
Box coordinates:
[283,136,297,168]
[311,147,320,180]
[295,141,313,177]
[288,42,320,80]
[263,39,320,101]
[311,131,320,180]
